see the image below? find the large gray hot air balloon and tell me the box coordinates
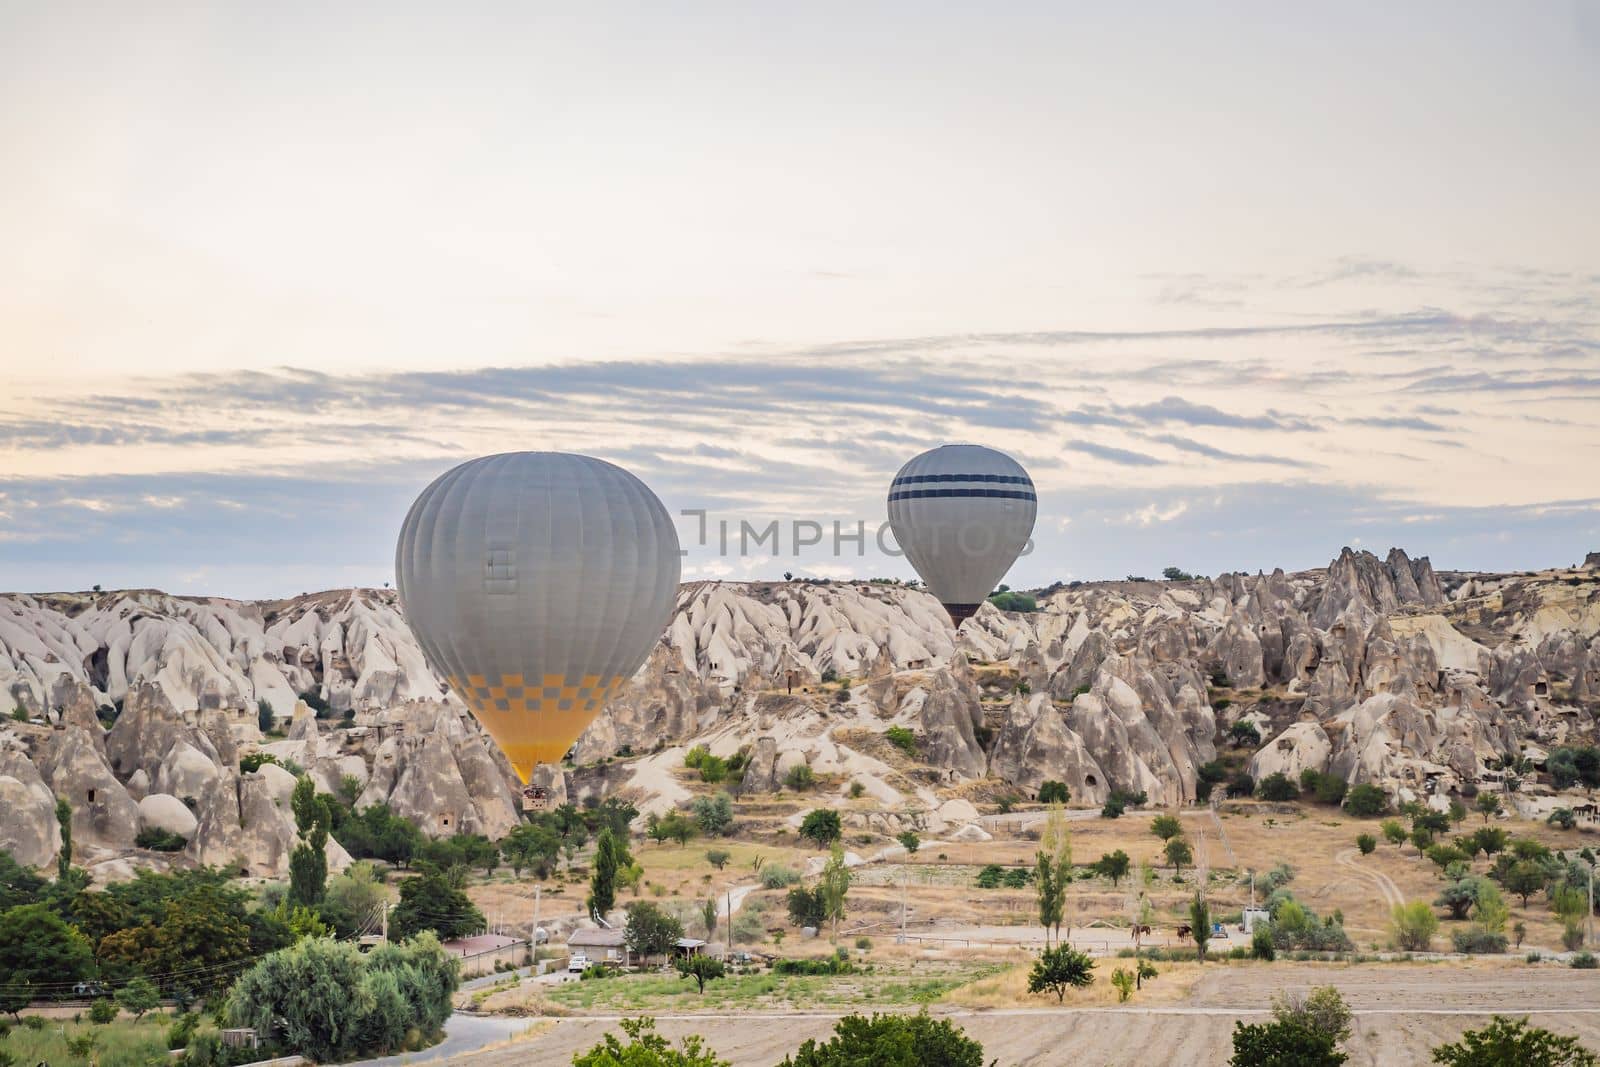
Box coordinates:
[395,452,680,783]
[887,444,1036,626]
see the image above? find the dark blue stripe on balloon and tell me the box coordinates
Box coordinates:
[892,473,1032,487]
[888,489,1036,502]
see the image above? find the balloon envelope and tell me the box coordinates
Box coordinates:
[886,444,1036,625]
[395,452,680,780]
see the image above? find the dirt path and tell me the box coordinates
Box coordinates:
[1334,848,1404,909]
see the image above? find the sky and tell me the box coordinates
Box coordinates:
[2,1,1598,598]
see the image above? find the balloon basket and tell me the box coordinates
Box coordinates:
[521,785,551,812]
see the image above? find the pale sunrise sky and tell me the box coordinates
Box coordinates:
[2,2,1598,596]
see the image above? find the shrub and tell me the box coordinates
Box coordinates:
[773,956,854,976]
[1342,783,1389,817]
[975,864,1004,889]
[798,808,841,847]
[1229,1018,1347,1066]
[847,781,865,799]
[1256,773,1297,802]
[88,997,118,1024]
[1573,952,1598,970]
[1431,1015,1598,1066]
[1037,780,1070,805]
[1549,808,1577,830]
[1356,833,1376,855]
[9,706,27,723]
[705,849,731,870]
[1229,720,1261,746]
[1451,930,1508,955]
[897,830,920,854]
[136,827,189,852]
[1390,901,1438,951]
[759,864,801,889]
[785,765,817,791]
[691,793,734,836]
[884,726,917,756]
[780,1010,983,1067]
[256,699,275,735]
[1251,925,1276,960]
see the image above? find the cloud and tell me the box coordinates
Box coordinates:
[1343,415,1452,431]
[1146,434,1314,467]
[1062,440,1162,467]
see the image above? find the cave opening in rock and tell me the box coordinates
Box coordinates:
[1085,775,1097,787]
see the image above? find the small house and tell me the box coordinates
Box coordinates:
[568,927,629,965]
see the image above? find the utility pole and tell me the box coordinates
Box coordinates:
[1588,861,1594,949]
[726,886,734,957]
[381,902,389,942]
[898,862,908,944]
[531,885,542,969]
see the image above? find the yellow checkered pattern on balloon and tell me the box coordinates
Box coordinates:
[450,672,624,782]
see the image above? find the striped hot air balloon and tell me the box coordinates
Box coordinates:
[887,444,1037,626]
[395,452,679,784]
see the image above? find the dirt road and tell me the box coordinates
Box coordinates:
[1334,847,1405,908]
[483,962,1600,1066]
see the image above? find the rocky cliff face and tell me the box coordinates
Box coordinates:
[2,548,1596,879]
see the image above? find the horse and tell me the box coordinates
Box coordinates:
[1175,924,1192,941]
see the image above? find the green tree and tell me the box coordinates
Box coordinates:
[1356,833,1377,855]
[1034,851,1062,946]
[89,996,119,1024]
[55,796,73,881]
[1381,819,1408,847]
[781,1011,984,1067]
[1437,876,1488,921]
[227,932,460,1062]
[0,903,95,1019]
[1230,1019,1348,1066]
[897,830,921,854]
[1501,861,1547,907]
[0,850,45,911]
[287,776,330,907]
[820,844,851,943]
[785,765,817,791]
[1149,814,1183,841]
[1271,986,1352,1045]
[700,898,718,940]
[676,954,726,994]
[1343,784,1389,817]
[692,794,734,837]
[787,886,827,929]
[884,726,918,756]
[1391,901,1439,951]
[1027,944,1095,1002]
[1431,1015,1598,1066]
[1189,893,1212,962]
[257,699,276,735]
[1038,781,1070,805]
[705,848,731,870]
[1165,836,1193,874]
[573,1016,729,1067]
[624,902,684,965]
[799,808,842,848]
[502,822,561,878]
[589,828,632,922]
[1095,850,1132,887]
[1230,721,1262,747]
[388,868,483,941]
[114,975,160,1020]
[1476,794,1502,823]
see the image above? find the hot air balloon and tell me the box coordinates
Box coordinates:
[886,444,1036,626]
[395,453,680,795]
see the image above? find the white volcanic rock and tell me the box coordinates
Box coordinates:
[0,740,64,868]
[37,726,140,848]
[1248,722,1333,782]
[137,793,199,838]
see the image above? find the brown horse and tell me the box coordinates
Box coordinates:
[1175,924,1192,941]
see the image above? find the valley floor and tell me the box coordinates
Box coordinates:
[450,961,1600,1065]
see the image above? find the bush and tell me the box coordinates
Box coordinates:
[785,765,817,791]
[975,864,1005,889]
[1257,773,1297,802]
[1573,952,1598,970]
[1451,930,1508,955]
[773,956,854,976]
[1343,783,1388,817]
[88,997,118,1024]
[884,726,917,756]
[1251,925,1276,961]
[136,827,189,852]
[780,1010,983,1067]
[1355,833,1376,855]
[798,808,841,847]
[691,793,734,836]
[1391,901,1439,951]
[256,699,275,735]
[759,864,802,889]
[987,590,1038,613]
[847,781,865,799]
[1431,1015,1599,1066]
[1037,780,1070,805]
[1230,1018,1347,1066]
